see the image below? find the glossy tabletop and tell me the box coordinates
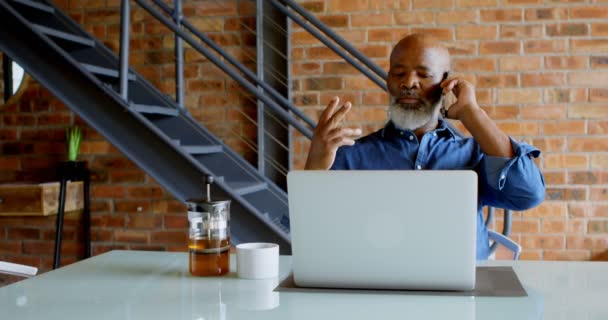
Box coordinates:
[1,250,607,320]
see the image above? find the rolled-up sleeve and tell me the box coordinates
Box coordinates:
[478,138,545,211]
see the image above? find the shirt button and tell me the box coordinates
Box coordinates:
[500,175,506,180]
[416,165,422,170]
[400,131,404,136]
[432,132,437,137]
[408,135,414,141]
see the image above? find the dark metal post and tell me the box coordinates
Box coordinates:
[256,0,265,176]
[82,167,91,258]
[53,176,68,269]
[2,53,13,102]
[174,0,184,109]
[119,0,130,100]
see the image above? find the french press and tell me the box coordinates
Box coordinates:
[187,175,231,276]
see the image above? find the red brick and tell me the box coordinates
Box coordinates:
[520,235,565,249]
[164,215,188,229]
[114,200,152,213]
[501,25,542,39]
[446,41,478,56]
[0,241,21,255]
[511,220,539,233]
[395,12,434,25]
[327,0,369,12]
[524,39,567,53]
[542,121,586,135]
[127,186,165,199]
[151,231,188,244]
[591,23,608,36]
[91,229,113,242]
[456,0,497,7]
[544,154,588,169]
[497,89,542,104]
[521,73,566,87]
[588,120,608,134]
[7,228,40,240]
[544,171,566,185]
[410,28,454,41]
[114,230,149,243]
[91,214,126,228]
[568,105,608,119]
[319,15,349,28]
[546,23,589,37]
[477,74,517,88]
[570,7,608,19]
[453,58,496,72]
[590,56,608,69]
[521,105,566,120]
[546,89,587,104]
[300,1,324,12]
[479,41,520,54]
[481,106,520,119]
[91,185,126,198]
[545,188,587,201]
[127,215,162,229]
[499,56,542,71]
[588,220,608,233]
[413,0,453,9]
[351,13,393,27]
[571,39,608,53]
[456,25,497,40]
[567,236,608,250]
[525,8,567,21]
[481,9,522,22]
[544,250,590,261]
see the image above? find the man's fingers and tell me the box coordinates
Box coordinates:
[327,102,352,128]
[442,78,459,94]
[329,136,356,148]
[326,127,362,141]
[319,96,340,124]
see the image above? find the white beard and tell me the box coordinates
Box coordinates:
[388,95,437,131]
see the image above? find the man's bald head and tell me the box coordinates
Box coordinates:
[389,34,451,75]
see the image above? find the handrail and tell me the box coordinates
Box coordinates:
[131,0,313,139]
[268,0,387,91]
[150,0,316,130]
[278,0,388,82]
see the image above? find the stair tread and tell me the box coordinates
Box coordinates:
[227,181,268,196]
[182,145,222,154]
[32,24,94,47]
[131,103,179,116]
[81,63,136,80]
[10,0,54,13]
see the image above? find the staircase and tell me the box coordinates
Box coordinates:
[0,0,294,252]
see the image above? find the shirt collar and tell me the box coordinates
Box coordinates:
[381,119,457,140]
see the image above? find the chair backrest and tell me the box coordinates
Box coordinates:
[0,261,38,278]
[485,207,521,260]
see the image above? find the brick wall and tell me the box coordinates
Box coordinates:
[290,0,608,260]
[0,0,256,285]
[2,0,607,286]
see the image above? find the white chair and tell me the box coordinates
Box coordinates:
[0,261,38,278]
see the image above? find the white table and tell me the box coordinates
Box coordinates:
[1,250,607,320]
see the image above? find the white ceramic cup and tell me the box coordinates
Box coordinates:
[236,243,279,279]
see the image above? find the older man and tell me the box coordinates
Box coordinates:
[304,34,545,260]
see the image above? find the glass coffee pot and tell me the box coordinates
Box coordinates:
[187,176,231,276]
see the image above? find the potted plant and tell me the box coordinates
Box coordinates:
[60,125,86,180]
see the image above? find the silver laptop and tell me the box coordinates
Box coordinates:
[287,170,477,291]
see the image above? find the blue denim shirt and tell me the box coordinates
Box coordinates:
[330,120,545,260]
